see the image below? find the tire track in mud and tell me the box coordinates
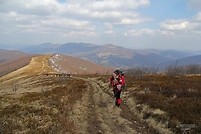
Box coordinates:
[96,78,159,134]
[88,78,137,134]
[69,78,103,134]
[71,77,157,134]
[86,83,103,134]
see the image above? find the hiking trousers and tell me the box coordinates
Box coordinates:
[114,88,122,106]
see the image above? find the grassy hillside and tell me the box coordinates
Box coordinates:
[0,75,87,133]
[125,74,201,133]
[0,56,33,77]
[0,49,33,77]
[0,55,87,133]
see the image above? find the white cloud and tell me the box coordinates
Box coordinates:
[159,12,201,35]
[0,0,151,38]
[194,12,201,21]
[91,11,123,19]
[124,28,180,37]
[0,11,95,36]
[126,14,201,37]
[125,29,155,36]
[60,1,150,25]
[63,31,97,37]
[63,0,149,11]
[157,30,174,36]
[0,0,61,16]
[118,17,150,25]
[124,11,201,38]
[160,20,190,31]
[41,18,94,31]
[88,0,149,10]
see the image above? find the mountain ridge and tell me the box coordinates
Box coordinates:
[0,49,112,76]
[2,43,201,68]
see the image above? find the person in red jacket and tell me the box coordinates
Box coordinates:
[109,69,124,107]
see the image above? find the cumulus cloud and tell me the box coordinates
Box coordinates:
[159,13,201,35]
[88,0,149,10]
[124,29,155,36]
[59,0,150,25]
[118,17,151,25]
[160,20,191,31]
[125,8,201,37]
[64,0,149,11]
[194,12,201,21]
[125,17,201,37]
[3,0,201,50]
[132,12,201,37]
[0,0,61,16]
[0,12,95,37]
[0,0,98,37]
[0,0,151,45]
[0,0,151,37]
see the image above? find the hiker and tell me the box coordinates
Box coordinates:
[109,69,125,107]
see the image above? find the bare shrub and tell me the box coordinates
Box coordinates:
[185,64,201,74]
[126,66,159,75]
[165,64,201,76]
[126,68,146,75]
[165,65,184,76]
[146,66,159,74]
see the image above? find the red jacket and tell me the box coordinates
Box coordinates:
[120,75,125,86]
[109,75,122,88]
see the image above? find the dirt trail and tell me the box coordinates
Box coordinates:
[71,77,156,134]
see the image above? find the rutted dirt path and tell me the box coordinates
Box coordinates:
[71,77,157,134]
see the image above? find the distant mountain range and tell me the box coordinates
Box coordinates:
[1,44,200,76]
[0,49,112,75]
[19,42,201,68]
[160,54,201,69]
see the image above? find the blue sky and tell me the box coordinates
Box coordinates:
[0,0,201,50]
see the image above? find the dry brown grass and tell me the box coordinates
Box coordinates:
[0,75,87,134]
[0,55,53,82]
[0,55,88,133]
[49,54,113,74]
[94,74,201,133]
[125,74,201,134]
